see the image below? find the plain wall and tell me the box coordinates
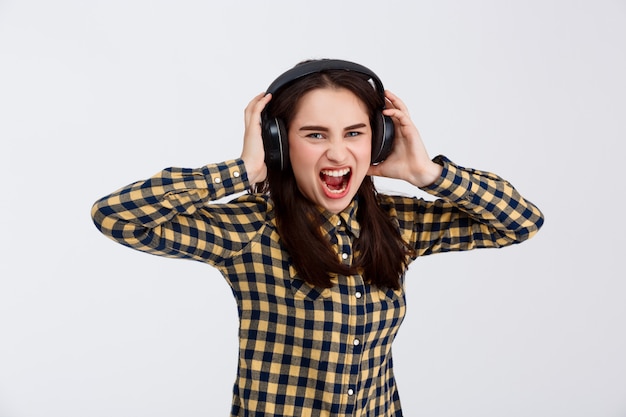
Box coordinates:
[1,0,625,416]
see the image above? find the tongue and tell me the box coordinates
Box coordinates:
[324,175,344,190]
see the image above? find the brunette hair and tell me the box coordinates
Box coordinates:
[254,61,414,289]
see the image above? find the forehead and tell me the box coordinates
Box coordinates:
[293,87,369,122]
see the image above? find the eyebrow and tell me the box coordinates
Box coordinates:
[298,123,367,132]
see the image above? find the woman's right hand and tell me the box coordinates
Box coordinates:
[241,92,272,185]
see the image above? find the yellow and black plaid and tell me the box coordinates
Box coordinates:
[92,156,543,416]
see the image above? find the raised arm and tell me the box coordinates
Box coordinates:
[91,159,270,264]
[370,91,543,255]
[91,94,274,265]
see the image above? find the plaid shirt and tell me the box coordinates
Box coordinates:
[92,156,543,416]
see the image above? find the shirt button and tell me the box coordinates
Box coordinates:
[213,177,221,184]
[353,338,360,346]
[355,291,362,299]
[336,219,341,226]
[347,388,354,396]
[341,253,348,260]
[233,171,240,178]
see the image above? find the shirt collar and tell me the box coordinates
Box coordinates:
[316,198,361,238]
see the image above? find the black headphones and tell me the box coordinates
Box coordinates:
[261,59,395,171]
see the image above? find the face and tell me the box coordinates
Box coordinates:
[288,87,372,213]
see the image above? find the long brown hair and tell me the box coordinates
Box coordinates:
[254,62,414,289]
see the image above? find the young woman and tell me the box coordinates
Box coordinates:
[92,59,544,416]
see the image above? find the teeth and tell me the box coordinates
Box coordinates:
[327,186,347,194]
[320,168,351,177]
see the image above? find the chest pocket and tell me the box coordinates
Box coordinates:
[367,273,407,317]
[287,265,332,301]
[369,286,404,309]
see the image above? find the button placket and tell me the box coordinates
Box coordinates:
[336,227,351,264]
[339,243,350,263]
[334,228,363,410]
[347,274,366,408]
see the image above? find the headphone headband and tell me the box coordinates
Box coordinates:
[261,59,394,170]
[266,59,385,97]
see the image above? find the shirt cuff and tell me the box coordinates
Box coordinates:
[201,159,250,199]
[422,155,474,202]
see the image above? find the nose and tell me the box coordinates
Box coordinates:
[325,137,348,163]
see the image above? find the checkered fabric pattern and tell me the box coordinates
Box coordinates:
[91,156,543,416]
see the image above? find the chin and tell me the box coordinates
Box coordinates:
[320,194,355,213]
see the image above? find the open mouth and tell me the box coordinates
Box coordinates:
[320,168,352,194]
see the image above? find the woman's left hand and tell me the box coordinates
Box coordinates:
[367,90,442,188]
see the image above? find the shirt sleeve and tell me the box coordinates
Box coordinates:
[390,155,545,257]
[91,159,267,265]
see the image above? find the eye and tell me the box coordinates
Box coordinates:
[346,131,362,138]
[307,133,325,139]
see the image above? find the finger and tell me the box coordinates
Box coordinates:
[367,164,382,177]
[249,93,272,126]
[245,92,266,110]
[255,93,272,114]
[244,93,264,123]
[383,108,413,127]
[243,93,267,126]
[384,90,409,115]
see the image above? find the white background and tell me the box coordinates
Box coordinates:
[1,1,625,416]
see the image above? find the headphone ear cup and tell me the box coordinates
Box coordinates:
[261,114,289,171]
[371,113,395,164]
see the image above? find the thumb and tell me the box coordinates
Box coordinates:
[367,163,383,178]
